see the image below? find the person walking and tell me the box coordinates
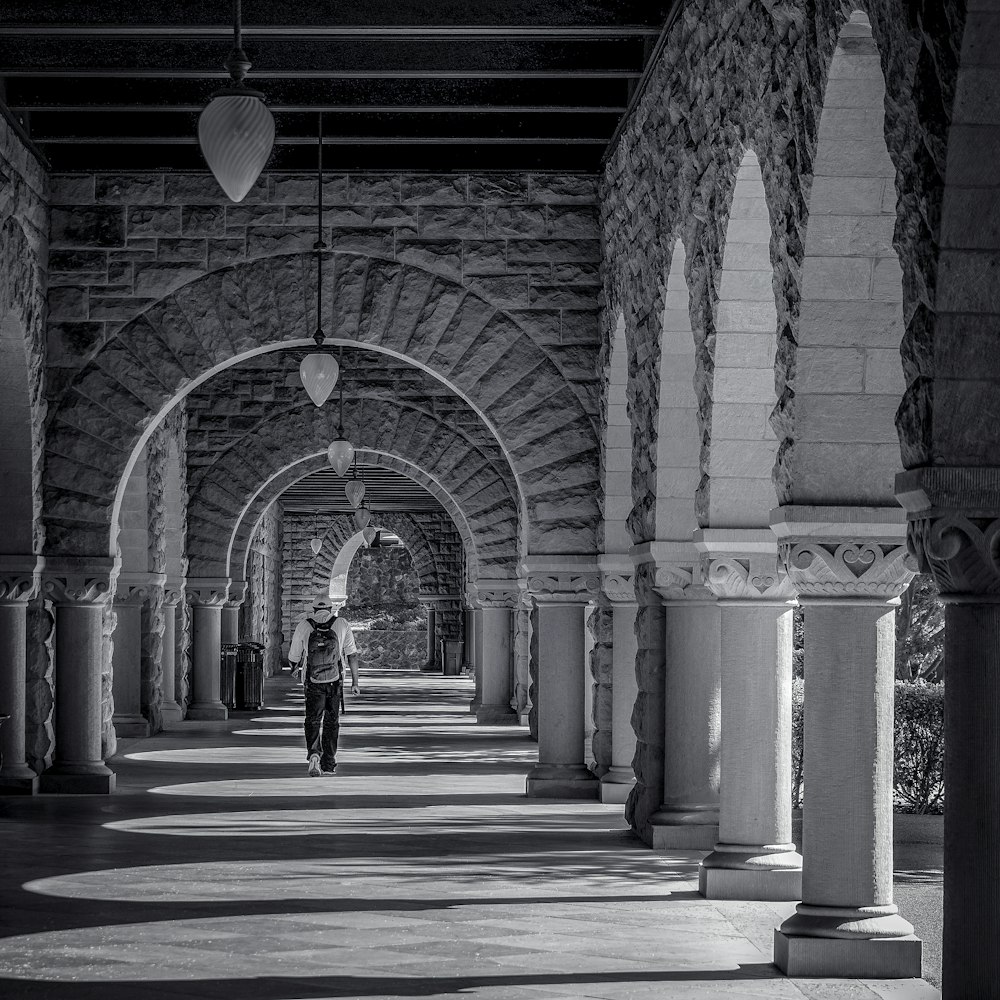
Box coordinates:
[288,597,360,777]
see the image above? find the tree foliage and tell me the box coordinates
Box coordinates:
[896,574,945,681]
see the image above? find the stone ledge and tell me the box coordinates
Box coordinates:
[774,929,922,979]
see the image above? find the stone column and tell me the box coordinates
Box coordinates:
[423,604,437,671]
[159,586,183,726]
[475,583,518,724]
[513,592,532,725]
[898,469,1000,994]
[638,542,721,849]
[524,558,600,799]
[695,529,801,901]
[468,597,484,714]
[598,560,638,805]
[772,507,920,978]
[221,580,245,646]
[583,599,597,768]
[38,561,116,794]
[111,573,154,739]
[186,578,229,721]
[0,557,42,793]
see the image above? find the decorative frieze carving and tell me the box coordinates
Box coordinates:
[475,581,520,610]
[0,557,42,604]
[162,585,184,608]
[601,571,636,604]
[700,553,794,601]
[526,573,600,602]
[115,571,167,606]
[227,579,248,608]
[43,573,112,605]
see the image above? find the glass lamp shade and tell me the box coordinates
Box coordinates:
[362,526,377,547]
[310,537,323,555]
[354,506,372,530]
[327,437,355,477]
[345,479,366,509]
[198,93,275,203]
[299,354,339,407]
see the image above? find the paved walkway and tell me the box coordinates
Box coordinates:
[0,671,939,999]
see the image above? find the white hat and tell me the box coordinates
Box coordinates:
[313,597,333,610]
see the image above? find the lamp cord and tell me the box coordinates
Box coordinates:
[314,112,325,346]
[226,0,251,84]
[337,344,345,436]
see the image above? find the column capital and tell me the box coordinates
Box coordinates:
[630,540,713,604]
[115,571,167,605]
[185,577,230,607]
[162,581,184,607]
[226,579,248,607]
[0,555,43,605]
[598,553,636,604]
[418,592,461,607]
[42,558,115,606]
[521,556,600,605]
[694,528,795,602]
[771,505,914,602]
[897,466,1000,597]
[474,580,520,609]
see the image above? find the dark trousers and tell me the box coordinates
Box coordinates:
[304,679,342,769]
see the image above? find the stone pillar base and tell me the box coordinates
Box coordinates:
[650,807,719,849]
[0,766,39,794]
[475,705,518,725]
[526,763,598,799]
[421,660,439,673]
[599,767,635,804]
[699,844,802,900]
[39,763,115,794]
[186,702,228,721]
[519,710,530,726]
[113,715,150,739]
[774,929,921,979]
[160,703,184,727]
[468,697,481,714]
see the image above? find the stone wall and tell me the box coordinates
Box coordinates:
[142,421,170,734]
[242,502,283,677]
[599,0,964,844]
[41,170,603,561]
[346,546,420,608]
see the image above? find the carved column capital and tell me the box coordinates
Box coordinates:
[474,580,520,610]
[0,555,43,605]
[694,529,795,602]
[162,582,184,608]
[598,553,636,604]
[897,467,1000,597]
[772,506,915,603]
[185,577,231,608]
[521,556,600,605]
[630,541,714,604]
[42,558,115,606]
[226,579,248,608]
[115,571,167,605]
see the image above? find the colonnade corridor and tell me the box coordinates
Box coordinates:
[0,672,935,1000]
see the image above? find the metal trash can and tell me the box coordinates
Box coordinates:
[235,641,265,710]
[220,643,239,708]
[440,638,464,677]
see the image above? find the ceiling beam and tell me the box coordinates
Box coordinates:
[3,69,640,80]
[39,135,609,145]
[16,104,628,114]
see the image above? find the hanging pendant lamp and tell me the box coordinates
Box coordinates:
[362,526,377,547]
[327,345,355,476]
[345,458,366,508]
[354,505,372,530]
[198,0,275,203]
[310,537,323,555]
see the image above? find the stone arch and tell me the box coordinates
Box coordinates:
[43,253,599,560]
[188,398,518,579]
[0,217,45,556]
[228,450,483,593]
[705,149,781,525]
[329,532,369,604]
[778,10,905,504]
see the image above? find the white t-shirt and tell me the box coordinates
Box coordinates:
[288,615,358,675]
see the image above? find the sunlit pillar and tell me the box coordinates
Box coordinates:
[39,560,116,793]
[0,557,41,793]
[773,507,920,978]
[513,591,533,724]
[524,557,600,799]
[475,583,518,724]
[695,529,801,900]
[423,604,437,670]
[186,578,229,721]
[221,579,245,646]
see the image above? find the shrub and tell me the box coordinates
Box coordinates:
[790,680,944,815]
[893,681,945,814]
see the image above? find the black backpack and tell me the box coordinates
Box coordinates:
[305,615,341,683]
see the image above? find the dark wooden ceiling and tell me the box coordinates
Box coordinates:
[0,1,674,172]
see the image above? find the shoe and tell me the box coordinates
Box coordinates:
[307,753,321,777]
[321,763,337,776]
